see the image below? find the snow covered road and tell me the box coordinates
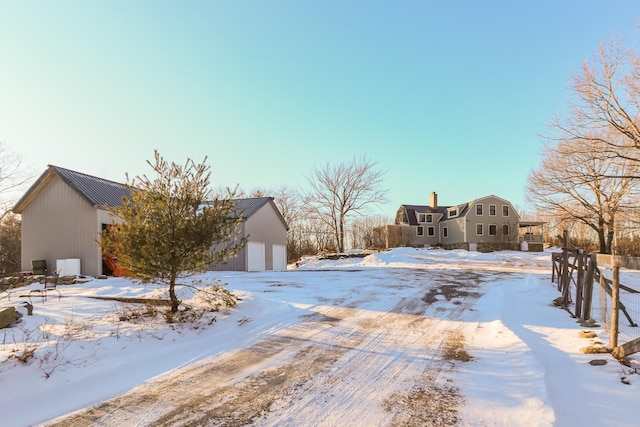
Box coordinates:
[41,264,498,426]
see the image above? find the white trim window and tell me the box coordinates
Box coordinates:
[489,204,496,216]
[417,226,424,236]
[448,208,458,218]
[443,227,448,238]
[476,224,483,235]
[418,213,427,223]
[426,214,433,223]
[502,224,510,235]
[489,224,497,236]
[476,204,483,215]
[427,226,435,236]
[502,205,509,217]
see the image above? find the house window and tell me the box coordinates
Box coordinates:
[489,205,496,216]
[426,214,433,223]
[502,205,509,216]
[417,226,424,236]
[418,213,426,223]
[502,224,510,235]
[476,224,483,235]
[443,227,448,238]
[449,208,458,218]
[489,224,497,236]
[476,204,483,215]
[428,226,435,236]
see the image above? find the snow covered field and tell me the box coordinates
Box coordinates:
[1,248,638,426]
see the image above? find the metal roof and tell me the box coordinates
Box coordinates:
[199,197,289,229]
[13,165,132,213]
[198,197,273,219]
[14,167,289,230]
[232,197,272,218]
[52,165,132,207]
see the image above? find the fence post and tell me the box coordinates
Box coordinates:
[575,251,584,319]
[582,254,596,322]
[610,256,620,349]
[561,231,569,303]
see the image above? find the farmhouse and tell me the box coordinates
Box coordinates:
[12,165,288,276]
[374,192,544,252]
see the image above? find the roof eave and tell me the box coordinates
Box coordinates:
[12,168,56,214]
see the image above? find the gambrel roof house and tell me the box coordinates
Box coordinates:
[375,192,543,252]
[13,165,289,277]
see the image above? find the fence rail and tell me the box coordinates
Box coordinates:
[551,239,640,359]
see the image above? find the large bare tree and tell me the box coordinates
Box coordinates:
[527,137,637,253]
[305,157,388,253]
[550,39,640,176]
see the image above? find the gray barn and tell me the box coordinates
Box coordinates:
[13,165,288,276]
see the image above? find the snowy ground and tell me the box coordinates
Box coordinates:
[0,248,638,426]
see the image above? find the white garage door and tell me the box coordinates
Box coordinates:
[247,241,265,272]
[272,244,286,271]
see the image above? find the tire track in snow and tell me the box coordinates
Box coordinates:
[41,268,501,427]
[40,312,369,427]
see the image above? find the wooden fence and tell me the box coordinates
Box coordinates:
[552,241,640,360]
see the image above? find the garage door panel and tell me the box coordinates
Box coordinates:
[247,241,265,272]
[272,244,286,271]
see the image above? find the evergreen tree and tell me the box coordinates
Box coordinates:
[0,212,20,276]
[101,151,246,313]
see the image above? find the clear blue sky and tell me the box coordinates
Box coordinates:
[1,1,639,216]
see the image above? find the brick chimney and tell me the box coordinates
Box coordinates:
[429,192,438,209]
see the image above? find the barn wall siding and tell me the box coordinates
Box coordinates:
[244,203,288,270]
[208,202,288,272]
[21,175,101,276]
[209,222,247,271]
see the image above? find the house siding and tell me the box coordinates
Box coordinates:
[394,210,444,247]
[20,175,102,277]
[440,216,465,244]
[465,197,519,246]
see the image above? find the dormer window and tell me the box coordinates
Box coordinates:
[418,213,434,223]
[448,208,458,218]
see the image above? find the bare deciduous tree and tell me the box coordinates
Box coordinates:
[527,137,637,253]
[0,142,31,219]
[550,39,640,176]
[305,157,388,253]
[268,186,308,261]
[349,215,392,250]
